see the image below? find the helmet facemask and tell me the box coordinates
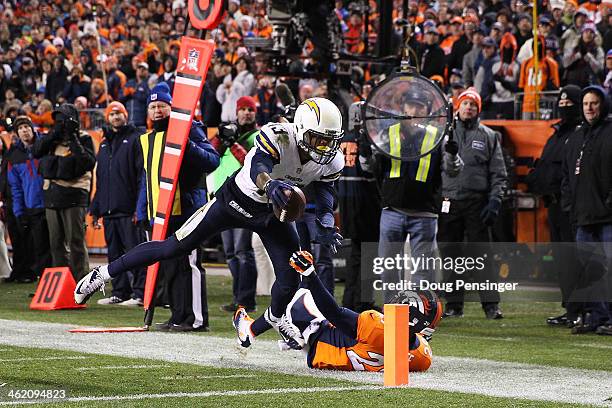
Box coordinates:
[298,128,343,165]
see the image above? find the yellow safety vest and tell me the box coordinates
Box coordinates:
[388,123,438,182]
[139,130,182,220]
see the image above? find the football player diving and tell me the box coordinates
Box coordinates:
[75,97,345,348]
[234,251,440,372]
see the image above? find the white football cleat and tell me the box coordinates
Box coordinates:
[264,308,305,350]
[233,307,255,348]
[74,266,110,305]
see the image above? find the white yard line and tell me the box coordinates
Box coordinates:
[159,374,256,380]
[0,319,610,407]
[0,385,383,406]
[0,356,89,363]
[74,364,169,371]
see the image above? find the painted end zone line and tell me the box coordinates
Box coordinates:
[0,385,386,405]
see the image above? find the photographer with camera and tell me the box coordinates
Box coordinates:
[32,103,96,280]
[209,96,259,313]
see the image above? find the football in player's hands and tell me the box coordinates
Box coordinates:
[273,186,306,223]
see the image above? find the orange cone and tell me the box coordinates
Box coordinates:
[30,267,87,310]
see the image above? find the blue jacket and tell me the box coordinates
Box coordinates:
[120,78,150,127]
[136,121,220,229]
[90,124,144,219]
[7,136,45,217]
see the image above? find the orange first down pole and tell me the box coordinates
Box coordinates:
[384,304,410,386]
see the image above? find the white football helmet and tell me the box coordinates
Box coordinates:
[293,97,344,165]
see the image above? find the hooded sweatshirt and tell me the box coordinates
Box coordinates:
[561,85,612,226]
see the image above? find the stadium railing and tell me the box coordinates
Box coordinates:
[513,90,560,120]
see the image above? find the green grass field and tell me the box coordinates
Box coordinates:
[0,274,610,407]
[0,346,593,408]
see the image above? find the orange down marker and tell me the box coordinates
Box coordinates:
[384,303,409,386]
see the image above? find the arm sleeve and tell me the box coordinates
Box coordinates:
[304,270,359,339]
[136,172,148,222]
[7,166,24,217]
[560,140,573,212]
[488,132,507,202]
[183,123,221,174]
[31,132,55,159]
[313,181,335,227]
[249,126,281,183]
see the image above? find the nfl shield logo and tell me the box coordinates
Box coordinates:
[187,49,200,71]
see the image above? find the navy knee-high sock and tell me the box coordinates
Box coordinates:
[108,236,183,278]
[304,272,359,338]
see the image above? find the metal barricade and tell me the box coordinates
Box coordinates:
[78,108,106,130]
[513,90,560,120]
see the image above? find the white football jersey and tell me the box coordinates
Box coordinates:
[234,122,345,204]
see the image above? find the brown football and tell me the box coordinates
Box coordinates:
[273,186,306,223]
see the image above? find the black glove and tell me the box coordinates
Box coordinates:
[218,123,238,148]
[480,199,501,226]
[357,130,372,158]
[606,192,612,209]
[137,219,152,232]
[445,140,459,156]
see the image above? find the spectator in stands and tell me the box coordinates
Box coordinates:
[441,16,464,56]
[462,26,485,87]
[490,32,520,119]
[201,60,227,127]
[62,65,91,104]
[104,57,127,102]
[121,61,150,128]
[439,88,506,320]
[450,16,479,73]
[474,37,500,117]
[563,22,604,89]
[517,15,556,65]
[90,78,111,109]
[25,99,54,129]
[519,36,561,119]
[32,103,95,279]
[7,115,50,281]
[90,102,146,306]
[216,57,254,122]
[158,55,177,92]
[489,22,504,45]
[561,86,612,335]
[514,14,534,50]
[561,8,588,57]
[45,56,68,104]
[604,50,612,92]
[419,26,446,79]
[254,76,281,126]
[209,96,259,313]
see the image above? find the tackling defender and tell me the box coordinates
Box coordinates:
[75,97,345,347]
[234,251,439,372]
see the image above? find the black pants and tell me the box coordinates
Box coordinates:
[6,205,31,280]
[547,202,580,318]
[20,212,52,278]
[103,216,146,300]
[161,248,208,328]
[438,197,500,308]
